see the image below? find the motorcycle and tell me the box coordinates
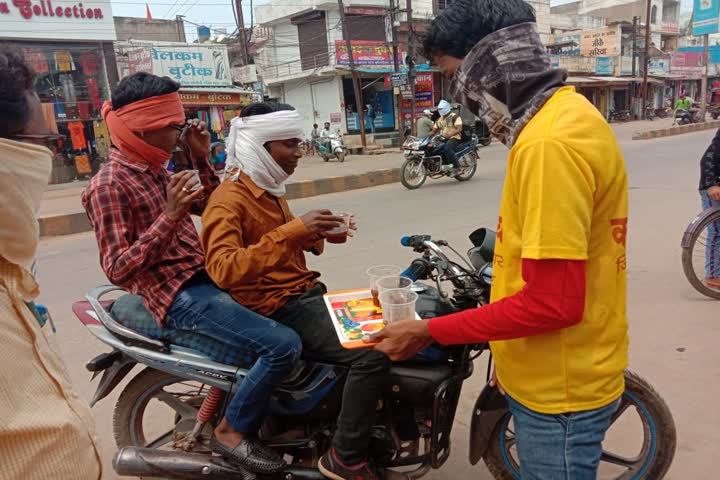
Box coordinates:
[318,134,347,163]
[608,110,631,122]
[645,105,656,121]
[74,228,676,480]
[473,120,492,147]
[674,108,699,125]
[401,134,479,190]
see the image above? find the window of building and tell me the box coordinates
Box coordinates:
[651,5,658,24]
[292,11,329,71]
[434,0,453,15]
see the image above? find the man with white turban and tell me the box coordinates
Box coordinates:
[202,102,391,480]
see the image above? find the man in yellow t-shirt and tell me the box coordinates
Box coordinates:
[367,0,629,478]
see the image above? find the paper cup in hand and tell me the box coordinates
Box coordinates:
[175,169,202,191]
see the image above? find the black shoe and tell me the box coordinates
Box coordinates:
[211,436,286,474]
[318,449,378,480]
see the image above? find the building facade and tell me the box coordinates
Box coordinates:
[0,0,119,184]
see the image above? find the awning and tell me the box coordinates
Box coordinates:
[546,40,578,49]
[650,73,702,81]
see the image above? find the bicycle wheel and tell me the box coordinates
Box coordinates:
[681,208,720,300]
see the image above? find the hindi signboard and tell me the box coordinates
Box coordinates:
[692,0,720,36]
[580,27,620,57]
[335,40,396,66]
[128,44,232,87]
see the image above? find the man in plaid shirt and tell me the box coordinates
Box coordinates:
[82,73,301,474]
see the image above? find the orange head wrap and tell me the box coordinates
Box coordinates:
[102,91,186,168]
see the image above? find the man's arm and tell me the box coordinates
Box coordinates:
[190,151,220,215]
[202,201,316,290]
[84,185,178,285]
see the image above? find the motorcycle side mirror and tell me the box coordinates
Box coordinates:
[468,228,496,264]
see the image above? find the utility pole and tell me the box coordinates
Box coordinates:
[234,0,249,65]
[338,0,367,148]
[390,0,404,146]
[642,0,651,119]
[631,16,638,118]
[701,33,709,121]
[406,0,416,136]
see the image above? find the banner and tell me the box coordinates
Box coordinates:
[580,27,620,57]
[671,51,705,73]
[692,0,720,36]
[401,73,434,121]
[128,45,232,87]
[335,40,396,66]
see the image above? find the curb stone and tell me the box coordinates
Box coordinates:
[632,120,720,140]
[39,167,402,237]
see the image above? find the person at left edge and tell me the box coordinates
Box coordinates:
[82,72,301,474]
[0,44,102,480]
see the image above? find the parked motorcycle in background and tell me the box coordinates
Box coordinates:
[675,108,701,125]
[401,133,479,190]
[319,133,347,162]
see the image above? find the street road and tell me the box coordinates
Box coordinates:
[37,127,719,479]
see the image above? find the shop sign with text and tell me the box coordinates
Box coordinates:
[128,45,232,87]
[335,40,398,66]
[179,90,252,106]
[0,0,116,41]
[580,27,619,57]
[401,73,434,120]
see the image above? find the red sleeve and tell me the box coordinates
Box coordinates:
[427,258,586,345]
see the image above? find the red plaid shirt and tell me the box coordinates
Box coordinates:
[82,148,220,325]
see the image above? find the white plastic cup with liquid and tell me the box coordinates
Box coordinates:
[367,265,403,307]
[376,275,413,295]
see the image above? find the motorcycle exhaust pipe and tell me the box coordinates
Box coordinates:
[114,447,327,480]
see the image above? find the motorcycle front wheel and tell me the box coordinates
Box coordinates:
[336,152,345,163]
[483,370,676,480]
[401,157,427,190]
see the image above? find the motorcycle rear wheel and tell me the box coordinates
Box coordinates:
[455,159,477,183]
[336,152,345,163]
[401,157,427,190]
[482,370,676,480]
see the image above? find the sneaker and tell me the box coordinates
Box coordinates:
[318,448,378,480]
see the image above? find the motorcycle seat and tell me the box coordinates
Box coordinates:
[110,294,259,368]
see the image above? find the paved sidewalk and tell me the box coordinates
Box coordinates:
[39,151,408,236]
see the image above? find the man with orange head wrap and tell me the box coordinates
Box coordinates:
[82,73,302,474]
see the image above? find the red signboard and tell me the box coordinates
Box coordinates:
[671,51,704,73]
[179,91,252,106]
[401,73,434,120]
[335,40,396,66]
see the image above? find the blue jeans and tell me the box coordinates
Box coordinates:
[506,394,620,480]
[701,189,720,279]
[166,280,302,433]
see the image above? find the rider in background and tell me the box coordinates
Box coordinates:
[82,72,300,475]
[310,123,320,155]
[699,129,720,289]
[319,121,333,153]
[675,92,692,112]
[368,0,629,478]
[416,109,435,139]
[428,99,462,177]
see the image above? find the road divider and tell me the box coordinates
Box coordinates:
[632,120,720,140]
[39,168,402,237]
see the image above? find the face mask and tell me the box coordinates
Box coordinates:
[0,139,53,271]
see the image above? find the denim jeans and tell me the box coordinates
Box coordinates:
[506,394,620,480]
[444,138,461,169]
[270,284,391,465]
[701,189,720,279]
[166,278,302,434]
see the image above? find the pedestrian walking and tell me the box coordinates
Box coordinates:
[699,129,720,289]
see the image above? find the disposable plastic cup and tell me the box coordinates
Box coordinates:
[376,275,413,295]
[177,169,202,191]
[325,212,351,244]
[367,265,403,307]
[378,288,418,325]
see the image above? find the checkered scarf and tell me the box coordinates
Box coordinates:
[449,22,567,147]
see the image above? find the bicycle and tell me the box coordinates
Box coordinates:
[681,206,720,299]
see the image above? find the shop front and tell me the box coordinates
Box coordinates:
[0,0,118,184]
[179,87,254,141]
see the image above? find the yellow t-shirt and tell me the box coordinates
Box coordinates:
[490,86,629,414]
[435,113,462,140]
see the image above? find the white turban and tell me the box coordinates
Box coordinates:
[437,100,452,116]
[223,110,305,196]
